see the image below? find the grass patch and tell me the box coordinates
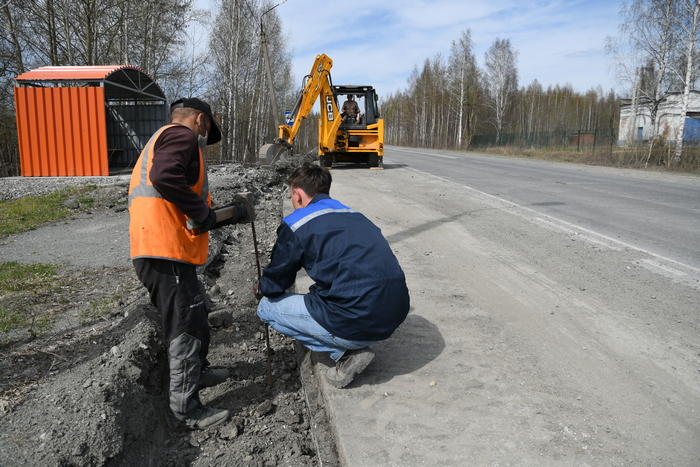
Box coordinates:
[0,184,131,346]
[0,262,60,336]
[0,185,98,237]
[79,298,117,325]
[0,262,59,293]
[0,262,137,347]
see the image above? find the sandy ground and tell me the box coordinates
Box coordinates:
[318,160,700,466]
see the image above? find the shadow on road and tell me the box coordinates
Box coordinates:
[348,313,445,387]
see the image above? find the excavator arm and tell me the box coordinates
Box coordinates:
[260,54,342,164]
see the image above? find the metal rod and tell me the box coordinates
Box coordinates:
[252,221,262,279]
[252,221,273,387]
[264,324,272,387]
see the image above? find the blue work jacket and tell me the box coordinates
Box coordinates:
[259,195,410,341]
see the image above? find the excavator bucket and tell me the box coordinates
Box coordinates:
[259,143,287,166]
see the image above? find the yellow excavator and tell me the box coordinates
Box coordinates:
[259,54,384,169]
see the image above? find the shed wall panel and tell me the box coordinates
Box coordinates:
[71,90,85,175]
[106,103,166,167]
[55,89,67,175]
[14,86,108,176]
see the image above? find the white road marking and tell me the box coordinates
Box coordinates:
[391,148,458,159]
[638,259,688,278]
[402,166,700,288]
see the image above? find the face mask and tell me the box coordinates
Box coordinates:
[197,117,208,149]
[198,131,208,150]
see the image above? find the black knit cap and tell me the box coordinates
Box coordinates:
[170,97,222,145]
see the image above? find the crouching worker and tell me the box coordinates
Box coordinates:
[254,163,410,388]
[129,98,254,430]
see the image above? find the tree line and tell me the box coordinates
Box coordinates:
[382,30,620,152]
[2,0,699,175]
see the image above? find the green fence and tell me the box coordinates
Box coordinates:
[472,129,616,150]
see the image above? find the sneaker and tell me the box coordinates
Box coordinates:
[199,366,230,388]
[325,347,375,388]
[166,404,230,431]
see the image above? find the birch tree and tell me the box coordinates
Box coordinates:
[484,38,518,144]
[1,1,27,101]
[448,29,481,149]
[1,0,197,76]
[519,80,544,142]
[405,63,426,147]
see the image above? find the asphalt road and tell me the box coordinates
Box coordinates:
[386,146,700,273]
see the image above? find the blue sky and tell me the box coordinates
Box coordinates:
[272,0,627,98]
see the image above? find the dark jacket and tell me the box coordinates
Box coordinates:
[149,124,210,224]
[258,195,410,341]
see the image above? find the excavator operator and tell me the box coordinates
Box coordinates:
[341,94,361,124]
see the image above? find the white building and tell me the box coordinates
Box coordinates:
[618,90,700,146]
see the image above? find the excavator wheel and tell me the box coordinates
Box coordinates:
[367,152,379,168]
[367,153,384,169]
[320,153,333,168]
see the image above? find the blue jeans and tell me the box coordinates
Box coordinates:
[257,293,375,362]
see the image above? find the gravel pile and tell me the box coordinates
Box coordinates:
[0,175,131,201]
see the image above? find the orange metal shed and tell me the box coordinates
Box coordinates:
[14,66,166,177]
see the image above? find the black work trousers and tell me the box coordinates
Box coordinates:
[133,257,210,417]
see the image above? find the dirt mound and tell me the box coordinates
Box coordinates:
[0,155,340,466]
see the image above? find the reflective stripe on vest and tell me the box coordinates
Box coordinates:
[128,124,211,265]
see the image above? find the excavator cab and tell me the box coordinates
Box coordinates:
[335,85,380,128]
[325,85,384,168]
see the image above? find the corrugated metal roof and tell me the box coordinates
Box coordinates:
[15,65,165,100]
[15,65,130,80]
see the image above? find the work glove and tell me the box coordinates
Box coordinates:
[196,208,217,233]
[187,193,255,234]
[209,192,255,229]
[232,192,255,224]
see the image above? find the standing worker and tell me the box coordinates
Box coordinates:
[129,98,254,430]
[254,163,410,388]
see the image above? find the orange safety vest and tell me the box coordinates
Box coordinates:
[128,124,212,265]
